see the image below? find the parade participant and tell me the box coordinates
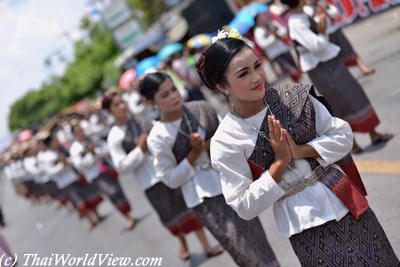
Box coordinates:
[42,133,103,231]
[281,0,392,153]
[140,71,280,267]
[102,91,216,260]
[36,137,68,207]
[22,141,47,200]
[253,13,302,82]
[6,146,34,199]
[70,123,136,230]
[303,0,375,75]
[195,34,399,266]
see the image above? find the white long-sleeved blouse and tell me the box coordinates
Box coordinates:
[288,12,340,72]
[69,140,104,183]
[147,120,222,208]
[211,95,353,238]
[254,22,290,60]
[42,150,78,189]
[107,124,159,191]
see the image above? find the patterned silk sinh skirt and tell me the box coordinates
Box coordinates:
[63,181,103,215]
[193,195,280,267]
[308,57,380,132]
[92,173,131,215]
[43,180,67,204]
[329,28,358,67]
[145,182,203,236]
[290,208,399,266]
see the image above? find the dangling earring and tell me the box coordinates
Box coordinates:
[151,104,160,118]
[224,90,235,107]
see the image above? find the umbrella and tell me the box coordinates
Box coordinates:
[119,69,137,90]
[186,34,212,49]
[228,3,268,35]
[135,56,161,76]
[158,42,183,61]
[18,129,33,142]
[74,100,87,112]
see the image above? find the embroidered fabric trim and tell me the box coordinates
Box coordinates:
[278,165,327,201]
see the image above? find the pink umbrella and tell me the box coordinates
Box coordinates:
[119,69,137,90]
[18,129,33,142]
[74,100,87,112]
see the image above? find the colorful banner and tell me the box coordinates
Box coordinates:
[327,0,399,25]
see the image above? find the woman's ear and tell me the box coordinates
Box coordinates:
[216,83,226,94]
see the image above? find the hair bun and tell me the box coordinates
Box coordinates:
[195,48,215,90]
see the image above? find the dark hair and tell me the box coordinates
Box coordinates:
[139,71,170,100]
[280,0,300,8]
[101,91,119,111]
[70,123,81,135]
[254,14,263,25]
[195,38,249,91]
[43,133,54,146]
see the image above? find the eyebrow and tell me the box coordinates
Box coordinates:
[234,67,248,75]
[234,60,260,75]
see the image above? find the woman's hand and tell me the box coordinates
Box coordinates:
[268,116,292,165]
[267,116,292,183]
[58,154,68,165]
[87,143,96,154]
[189,133,203,152]
[138,133,149,152]
[187,133,203,165]
[316,10,327,33]
[282,129,301,159]
[282,126,321,160]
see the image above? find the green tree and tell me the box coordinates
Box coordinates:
[8,20,121,132]
[8,1,172,132]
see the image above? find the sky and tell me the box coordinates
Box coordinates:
[0,0,89,142]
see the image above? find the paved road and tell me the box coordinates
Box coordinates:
[2,6,400,267]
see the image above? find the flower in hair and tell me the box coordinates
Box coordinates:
[228,28,243,40]
[211,28,243,44]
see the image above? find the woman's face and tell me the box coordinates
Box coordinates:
[153,78,182,114]
[72,125,86,141]
[109,95,128,120]
[219,46,266,103]
[49,137,61,150]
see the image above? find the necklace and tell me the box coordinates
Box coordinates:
[231,98,273,141]
[232,97,296,169]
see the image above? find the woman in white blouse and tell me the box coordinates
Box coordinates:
[253,13,302,83]
[42,133,103,231]
[303,0,375,75]
[102,91,220,261]
[281,0,392,154]
[196,35,399,266]
[140,71,279,267]
[70,123,136,230]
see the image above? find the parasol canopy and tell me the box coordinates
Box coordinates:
[135,56,161,76]
[228,3,268,35]
[186,34,212,49]
[119,69,137,90]
[158,42,183,61]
